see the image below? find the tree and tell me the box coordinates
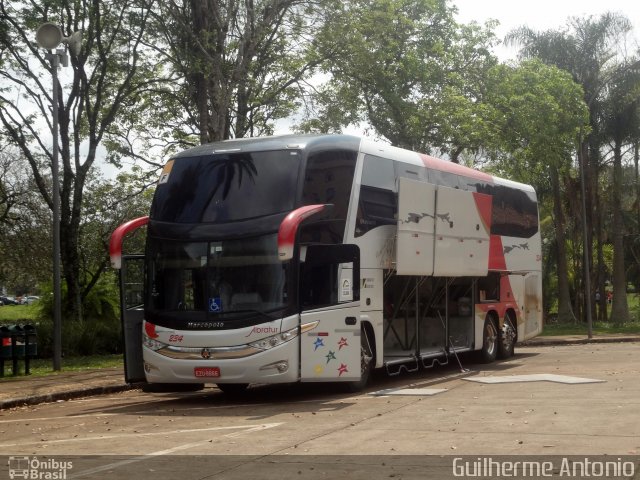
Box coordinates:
[0,0,167,320]
[484,59,589,323]
[145,0,329,145]
[507,12,635,323]
[299,0,498,162]
[600,60,640,324]
[0,145,51,293]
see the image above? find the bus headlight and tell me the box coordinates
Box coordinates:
[143,334,166,351]
[249,327,298,351]
[247,321,319,351]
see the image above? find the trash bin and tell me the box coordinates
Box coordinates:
[8,325,25,358]
[0,325,12,376]
[23,324,37,357]
[0,325,12,359]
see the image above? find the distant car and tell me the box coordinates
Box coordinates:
[0,296,19,305]
[24,296,40,305]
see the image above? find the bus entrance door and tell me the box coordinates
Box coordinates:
[119,254,146,383]
[298,244,361,382]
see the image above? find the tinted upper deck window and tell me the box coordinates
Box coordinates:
[151,150,301,223]
[300,149,357,243]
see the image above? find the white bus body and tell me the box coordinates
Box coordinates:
[111,135,542,391]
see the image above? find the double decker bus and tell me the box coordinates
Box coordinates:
[110,134,542,393]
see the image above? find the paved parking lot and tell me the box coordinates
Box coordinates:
[1,342,639,478]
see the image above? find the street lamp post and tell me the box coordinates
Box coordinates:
[36,23,81,371]
[49,50,63,371]
[577,134,593,339]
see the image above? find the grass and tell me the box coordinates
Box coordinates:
[541,321,640,336]
[0,354,123,380]
[542,292,640,336]
[0,304,39,323]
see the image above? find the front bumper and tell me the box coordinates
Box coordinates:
[142,338,300,384]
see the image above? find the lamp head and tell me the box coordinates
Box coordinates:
[36,23,82,56]
[36,23,63,50]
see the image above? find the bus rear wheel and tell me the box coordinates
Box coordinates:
[498,313,516,359]
[479,316,498,363]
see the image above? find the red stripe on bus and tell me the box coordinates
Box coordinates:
[472,191,493,234]
[488,235,507,271]
[419,154,493,183]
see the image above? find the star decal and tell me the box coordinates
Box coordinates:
[337,363,349,376]
[337,337,348,350]
[313,337,325,351]
[325,350,336,364]
[314,364,324,375]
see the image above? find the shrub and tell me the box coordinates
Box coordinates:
[36,273,122,357]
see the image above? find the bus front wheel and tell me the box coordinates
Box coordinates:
[344,325,374,392]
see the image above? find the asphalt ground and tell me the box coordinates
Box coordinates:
[0,339,639,479]
[1,333,638,410]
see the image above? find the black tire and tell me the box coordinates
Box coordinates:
[217,383,249,395]
[498,313,516,359]
[344,326,374,392]
[479,316,498,363]
[141,383,204,393]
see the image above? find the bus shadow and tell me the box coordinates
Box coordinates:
[77,352,539,419]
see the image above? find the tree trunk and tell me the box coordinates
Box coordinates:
[550,165,576,323]
[611,139,629,324]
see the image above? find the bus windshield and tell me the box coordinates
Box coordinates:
[151,150,301,223]
[147,233,289,323]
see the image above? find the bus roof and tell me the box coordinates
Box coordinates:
[171,134,535,195]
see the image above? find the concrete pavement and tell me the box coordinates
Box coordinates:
[1,333,639,410]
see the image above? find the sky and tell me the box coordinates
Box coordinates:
[453,0,640,59]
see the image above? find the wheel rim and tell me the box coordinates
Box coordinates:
[501,319,516,352]
[484,321,497,355]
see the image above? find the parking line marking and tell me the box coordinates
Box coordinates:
[0,422,283,448]
[370,388,448,396]
[464,374,605,384]
[68,423,282,479]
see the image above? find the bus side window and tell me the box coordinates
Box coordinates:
[300,244,360,311]
[355,155,397,237]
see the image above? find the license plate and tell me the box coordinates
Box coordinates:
[194,367,220,378]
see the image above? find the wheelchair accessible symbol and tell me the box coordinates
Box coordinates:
[209,297,222,313]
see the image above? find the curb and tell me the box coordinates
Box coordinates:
[521,336,640,347]
[0,384,139,410]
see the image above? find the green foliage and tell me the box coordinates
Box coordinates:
[35,273,122,357]
[149,0,327,143]
[483,59,589,184]
[302,0,498,159]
